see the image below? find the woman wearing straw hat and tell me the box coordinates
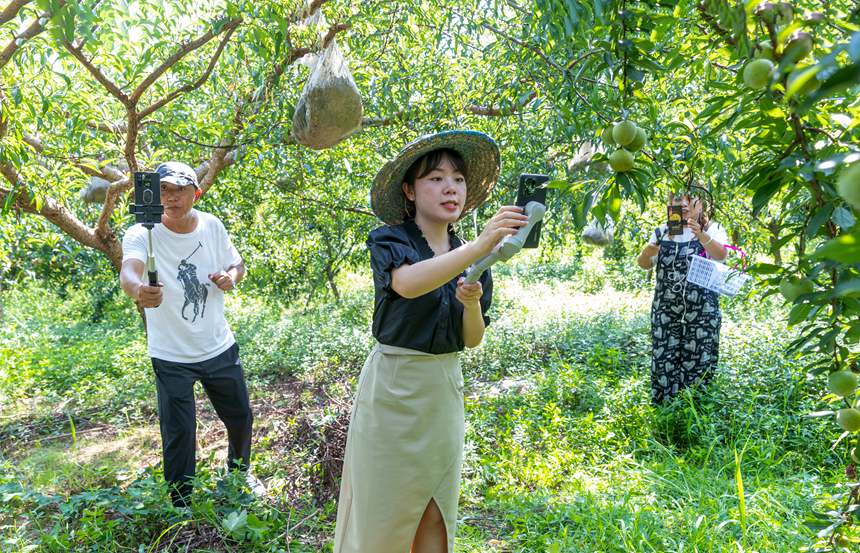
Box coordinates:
[333,130,528,553]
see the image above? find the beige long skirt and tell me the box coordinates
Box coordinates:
[333,343,465,553]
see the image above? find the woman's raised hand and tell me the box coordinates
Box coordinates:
[474,206,529,256]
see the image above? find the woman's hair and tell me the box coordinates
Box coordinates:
[402,148,467,219]
[403,148,467,186]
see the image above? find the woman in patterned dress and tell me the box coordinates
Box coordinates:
[636,191,728,404]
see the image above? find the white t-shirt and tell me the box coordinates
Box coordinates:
[122,210,242,363]
[642,221,729,270]
[648,221,729,247]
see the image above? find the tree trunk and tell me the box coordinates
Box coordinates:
[325,262,341,303]
[767,220,782,265]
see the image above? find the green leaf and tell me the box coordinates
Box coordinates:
[734,448,746,533]
[835,279,860,298]
[788,303,813,327]
[607,185,621,221]
[222,510,248,535]
[814,232,860,264]
[748,263,782,275]
[801,61,860,111]
[785,65,822,101]
[846,322,860,344]
[751,176,784,215]
[2,188,17,214]
[61,7,75,41]
[833,206,856,230]
[245,513,269,534]
[806,204,834,238]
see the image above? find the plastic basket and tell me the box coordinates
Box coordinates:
[686,254,751,297]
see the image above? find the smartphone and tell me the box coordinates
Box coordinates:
[667,204,684,236]
[130,172,164,226]
[515,174,548,248]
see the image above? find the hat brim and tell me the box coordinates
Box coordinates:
[370,130,500,226]
[160,176,199,188]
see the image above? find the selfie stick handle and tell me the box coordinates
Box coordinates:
[146,226,158,286]
[464,201,546,284]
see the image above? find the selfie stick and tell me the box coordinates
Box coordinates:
[129,173,164,287]
[464,201,546,284]
[145,229,157,286]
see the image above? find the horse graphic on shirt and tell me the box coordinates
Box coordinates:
[177,242,209,323]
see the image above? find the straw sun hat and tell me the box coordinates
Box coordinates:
[370,130,500,225]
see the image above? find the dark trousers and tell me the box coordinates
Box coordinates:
[151,342,253,507]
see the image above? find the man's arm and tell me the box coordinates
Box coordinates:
[227,261,245,285]
[210,260,245,291]
[120,259,163,308]
[209,220,245,291]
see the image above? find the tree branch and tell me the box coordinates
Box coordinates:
[96,176,131,239]
[196,21,351,190]
[469,92,537,116]
[291,0,330,23]
[0,169,119,265]
[696,2,737,46]
[122,111,140,174]
[5,81,125,252]
[361,110,406,127]
[197,110,244,193]
[64,40,131,106]
[139,22,239,118]
[21,132,125,181]
[0,0,31,26]
[453,10,601,85]
[566,48,600,70]
[467,13,565,72]
[275,180,375,217]
[84,119,126,134]
[321,22,349,48]
[131,17,242,105]
[803,125,840,145]
[0,90,99,252]
[0,4,53,70]
[267,23,350,92]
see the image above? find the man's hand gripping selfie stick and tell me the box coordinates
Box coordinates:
[464,201,546,284]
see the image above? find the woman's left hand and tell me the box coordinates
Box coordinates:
[456,277,482,308]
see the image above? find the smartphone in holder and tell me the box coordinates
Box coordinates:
[515,174,548,248]
[129,172,164,286]
[667,204,684,236]
[131,172,164,226]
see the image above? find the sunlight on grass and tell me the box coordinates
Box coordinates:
[13,427,161,495]
[0,274,851,551]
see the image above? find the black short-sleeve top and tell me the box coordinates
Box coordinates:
[367,219,493,354]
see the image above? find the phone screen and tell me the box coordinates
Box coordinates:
[131,172,163,225]
[667,204,683,236]
[134,172,161,207]
[516,174,548,248]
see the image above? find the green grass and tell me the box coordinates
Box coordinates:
[0,269,853,551]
